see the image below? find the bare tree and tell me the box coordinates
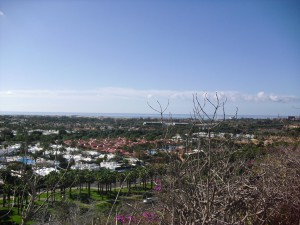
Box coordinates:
[150,93,300,225]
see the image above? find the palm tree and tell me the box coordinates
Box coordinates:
[126,170,138,192]
[83,169,95,198]
[138,167,149,190]
[111,171,118,192]
[107,170,116,193]
[36,175,46,201]
[146,165,156,189]
[75,169,85,195]
[95,169,104,195]
[102,169,111,193]
[45,171,59,203]
[66,170,76,197]
[117,171,126,185]
[59,171,72,199]
[0,169,12,208]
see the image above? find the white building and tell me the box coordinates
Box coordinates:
[100,161,122,170]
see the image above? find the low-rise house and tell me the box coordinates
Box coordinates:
[35,167,57,176]
[100,161,121,170]
[71,163,100,170]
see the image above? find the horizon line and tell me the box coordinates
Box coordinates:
[0,111,295,119]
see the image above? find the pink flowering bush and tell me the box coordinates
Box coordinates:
[116,215,126,224]
[153,179,162,191]
[142,211,158,223]
[153,184,162,191]
[116,214,135,224]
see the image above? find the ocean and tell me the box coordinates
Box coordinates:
[0,111,284,119]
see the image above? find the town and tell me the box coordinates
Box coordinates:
[0,114,300,224]
[0,114,274,176]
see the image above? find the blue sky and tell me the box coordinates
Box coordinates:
[0,0,299,116]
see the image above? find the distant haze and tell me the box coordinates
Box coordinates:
[0,111,285,120]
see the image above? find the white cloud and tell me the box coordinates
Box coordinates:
[269,94,279,102]
[257,91,265,98]
[0,88,299,117]
[0,10,5,17]
[0,88,299,103]
[0,88,299,115]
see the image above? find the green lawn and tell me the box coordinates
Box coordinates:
[0,184,153,224]
[0,207,22,224]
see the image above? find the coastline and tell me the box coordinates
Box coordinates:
[0,111,288,119]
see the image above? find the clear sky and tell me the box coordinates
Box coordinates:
[0,0,299,116]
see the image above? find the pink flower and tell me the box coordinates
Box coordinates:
[153,184,162,191]
[116,215,135,224]
[142,211,157,222]
[126,215,135,222]
[116,215,126,223]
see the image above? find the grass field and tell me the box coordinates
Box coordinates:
[0,184,153,224]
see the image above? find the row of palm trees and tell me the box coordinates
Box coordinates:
[46,164,162,198]
[0,164,165,214]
